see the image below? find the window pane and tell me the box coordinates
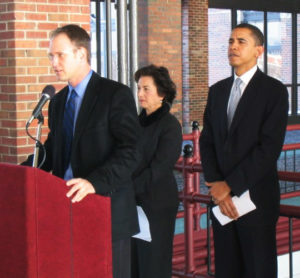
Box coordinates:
[208,9,231,86]
[298,86,300,115]
[90,2,97,72]
[298,14,300,84]
[287,86,292,115]
[267,12,292,84]
[237,10,264,72]
[90,2,118,81]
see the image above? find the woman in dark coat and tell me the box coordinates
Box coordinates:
[131,65,182,278]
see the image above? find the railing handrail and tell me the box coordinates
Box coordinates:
[286,124,300,131]
[278,171,300,182]
[282,143,300,151]
[280,204,300,218]
[178,192,211,204]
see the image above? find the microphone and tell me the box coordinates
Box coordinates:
[27,85,55,125]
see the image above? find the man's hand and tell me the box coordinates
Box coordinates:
[205,180,231,203]
[66,178,96,203]
[218,195,239,219]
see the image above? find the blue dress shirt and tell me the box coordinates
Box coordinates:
[64,70,93,180]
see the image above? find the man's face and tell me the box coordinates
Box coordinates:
[48,33,81,83]
[228,27,263,75]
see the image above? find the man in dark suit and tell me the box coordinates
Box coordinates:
[23,24,139,278]
[200,23,288,278]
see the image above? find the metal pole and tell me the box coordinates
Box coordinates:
[183,145,195,274]
[106,0,112,79]
[32,114,44,168]
[289,218,293,278]
[117,0,128,85]
[129,0,139,110]
[96,0,101,75]
[192,121,201,231]
[207,205,214,276]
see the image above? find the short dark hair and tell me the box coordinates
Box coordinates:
[134,64,177,104]
[50,24,91,64]
[234,23,264,46]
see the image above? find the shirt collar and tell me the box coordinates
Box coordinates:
[234,65,258,87]
[68,70,93,99]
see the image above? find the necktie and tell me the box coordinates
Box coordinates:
[63,89,77,172]
[227,78,242,128]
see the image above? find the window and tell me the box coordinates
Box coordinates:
[208,9,232,86]
[237,10,264,71]
[90,1,118,81]
[208,1,300,123]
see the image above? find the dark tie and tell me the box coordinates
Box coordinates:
[227,78,242,128]
[63,89,77,172]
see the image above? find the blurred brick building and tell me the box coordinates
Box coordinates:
[0,0,208,164]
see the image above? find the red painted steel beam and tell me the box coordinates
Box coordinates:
[286,124,300,131]
[280,204,300,218]
[172,269,212,278]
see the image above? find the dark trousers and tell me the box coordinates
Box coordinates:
[112,237,131,278]
[131,206,178,278]
[212,215,278,278]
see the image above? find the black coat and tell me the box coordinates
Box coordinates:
[200,69,288,225]
[131,103,182,278]
[200,69,289,277]
[133,103,182,209]
[23,72,140,241]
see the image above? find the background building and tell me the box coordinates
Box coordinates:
[0,0,299,164]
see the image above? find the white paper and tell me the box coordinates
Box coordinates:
[132,206,152,242]
[212,190,256,226]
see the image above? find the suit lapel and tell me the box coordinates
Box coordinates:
[220,77,234,139]
[72,73,99,146]
[228,69,263,134]
[55,87,69,175]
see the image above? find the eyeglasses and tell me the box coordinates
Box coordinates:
[47,48,77,61]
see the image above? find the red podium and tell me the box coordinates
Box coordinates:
[0,163,112,278]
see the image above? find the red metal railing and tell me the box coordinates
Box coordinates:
[172,123,300,278]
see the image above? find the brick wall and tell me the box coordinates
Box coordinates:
[0,0,90,164]
[138,0,183,121]
[0,0,210,163]
[182,0,208,128]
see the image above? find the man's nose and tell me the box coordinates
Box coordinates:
[230,41,238,49]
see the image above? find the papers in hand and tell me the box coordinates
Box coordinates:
[212,190,256,226]
[132,206,152,242]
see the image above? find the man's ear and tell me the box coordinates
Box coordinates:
[256,45,264,58]
[78,47,87,61]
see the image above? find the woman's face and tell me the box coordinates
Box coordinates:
[137,76,164,115]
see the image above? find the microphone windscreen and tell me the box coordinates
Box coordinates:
[42,85,55,98]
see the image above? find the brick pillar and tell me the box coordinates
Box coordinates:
[182,0,208,128]
[138,0,182,121]
[0,0,90,164]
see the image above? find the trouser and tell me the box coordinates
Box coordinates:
[212,214,277,278]
[112,237,131,278]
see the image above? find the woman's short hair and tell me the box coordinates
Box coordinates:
[135,64,177,104]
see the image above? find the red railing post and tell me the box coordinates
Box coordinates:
[183,144,196,274]
[192,121,201,231]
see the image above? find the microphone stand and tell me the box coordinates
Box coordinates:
[32,112,44,168]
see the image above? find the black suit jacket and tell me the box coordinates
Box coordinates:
[132,103,182,210]
[200,69,288,225]
[24,72,139,241]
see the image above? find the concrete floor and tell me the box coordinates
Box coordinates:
[278,250,300,278]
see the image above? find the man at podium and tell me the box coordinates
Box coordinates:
[22,24,139,278]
